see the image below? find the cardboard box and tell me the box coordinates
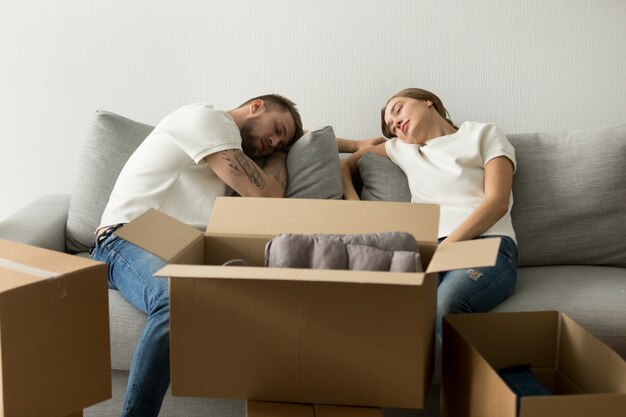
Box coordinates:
[313,404,383,417]
[441,311,626,417]
[246,400,382,417]
[0,239,111,416]
[117,197,500,409]
[247,400,314,417]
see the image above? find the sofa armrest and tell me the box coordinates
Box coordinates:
[0,194,70,253]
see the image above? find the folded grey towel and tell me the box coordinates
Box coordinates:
[265,232,423,272]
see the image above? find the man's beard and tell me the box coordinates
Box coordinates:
[240,116,263,158]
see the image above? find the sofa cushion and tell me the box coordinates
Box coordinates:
[66,111,154,253]
[285,126,343,199]
[108,289,146,370]
[357,152,411,202]
[508,123,626,267]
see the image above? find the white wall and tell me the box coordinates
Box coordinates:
[1,0,625,220]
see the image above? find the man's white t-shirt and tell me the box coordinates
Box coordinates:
[385,121,517,241]
[99,103,242,231]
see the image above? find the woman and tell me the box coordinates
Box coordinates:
[341,88,518,339]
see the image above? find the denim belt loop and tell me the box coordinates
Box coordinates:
[90,223,126,255]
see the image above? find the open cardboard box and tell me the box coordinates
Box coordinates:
[0,239,111,417]
[246,400,382,417]
[116,197,500,409]
[441,311,626,417]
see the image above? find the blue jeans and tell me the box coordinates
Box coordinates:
[437,235,518,341]
[90,225,169,417]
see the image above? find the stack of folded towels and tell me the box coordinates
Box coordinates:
[265,232,423,272]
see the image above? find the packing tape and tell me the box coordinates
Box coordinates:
[0,258,67,300]
[0,257,60,279]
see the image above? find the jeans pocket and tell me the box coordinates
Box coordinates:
[497,237,517,265]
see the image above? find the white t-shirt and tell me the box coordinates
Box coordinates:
[99,102,242,231]
[385,121,517,241]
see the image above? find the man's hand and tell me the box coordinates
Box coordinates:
[355,137,386,151]
[336,137,386,153]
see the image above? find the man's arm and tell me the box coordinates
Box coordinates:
[205,150,287,197]
[336,137,386,153]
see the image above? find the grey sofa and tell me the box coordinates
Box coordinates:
[1,110,624,417]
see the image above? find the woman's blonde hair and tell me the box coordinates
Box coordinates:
[381,88,456,138]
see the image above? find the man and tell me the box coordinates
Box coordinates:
[90,94,380,416]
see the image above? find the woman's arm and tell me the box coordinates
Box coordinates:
[340,142,389,200]
[301,128,385,153]
[440,156,514,244]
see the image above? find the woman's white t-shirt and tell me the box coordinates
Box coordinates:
[99,102,242,231]
[385,121,517,241]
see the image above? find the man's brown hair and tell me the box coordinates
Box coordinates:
[238,94,304,147]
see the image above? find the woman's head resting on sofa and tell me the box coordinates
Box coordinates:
[381,88,458,144]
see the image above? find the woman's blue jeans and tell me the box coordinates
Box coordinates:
[437,235,518,341]
[90,226,169,417]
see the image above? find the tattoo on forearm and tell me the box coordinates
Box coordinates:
[264,155,288,190]
[221,151,265,189]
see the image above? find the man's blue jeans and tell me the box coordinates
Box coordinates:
[437,235,518,341]
[90,226,169,417]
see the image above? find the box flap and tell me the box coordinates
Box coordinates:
[115,209,204,261]
[443,312,559,370]
[558,313,626,394]
[426,238,500,274]
[0,239,101,275]
[206,197,439,243]
[520,394,626,417]
[441,315,518,417]
[156,264,425,286]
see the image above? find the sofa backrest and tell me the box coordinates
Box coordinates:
[508,123,626,267]
[66,111,154,253]
[68,110,626,267]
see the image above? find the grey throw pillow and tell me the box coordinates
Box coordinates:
[509,123,626,267]
[285,126,343,199]
[357,152,411,202]
[66,111,154,253]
